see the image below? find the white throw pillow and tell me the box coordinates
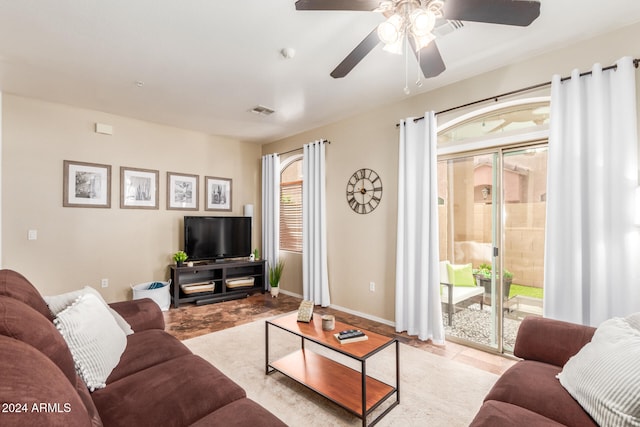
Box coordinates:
[557,312,640,427]
[54,293,127,391]
[45,286,133,335]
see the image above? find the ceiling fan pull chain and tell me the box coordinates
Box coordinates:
[416,48,423,88]
[404,33,410,95]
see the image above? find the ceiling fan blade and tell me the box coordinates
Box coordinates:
[409,40,446,78]
[443,0,540,26]
[295,0,380,11]
[330,28,380,78]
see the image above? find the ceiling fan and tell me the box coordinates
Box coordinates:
[295,0,541,79]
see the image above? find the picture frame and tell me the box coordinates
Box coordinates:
[120,167,159,209]
[205,176,232,211]
[167,172,199,210]
[63,160,111,208]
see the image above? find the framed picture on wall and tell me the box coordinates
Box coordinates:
[63,160,111,208]
[167,172,199,210]
[120,167,159,209]
[205,176,232,211]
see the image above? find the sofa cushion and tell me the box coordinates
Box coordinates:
[45,286,133,335]
[470,400,565,427]
[54,293,127,391]
[0,335,94,427]
[0,296,77,384]
[190,398,287,427]
[514,316,596,366]
[106,329,192,384]
[484,360,597,427]
[109,298,165,331]
[557,313,640,427]
[0,269,53,320]
[92,354,246,427]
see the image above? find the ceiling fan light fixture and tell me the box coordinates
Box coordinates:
[409,8,435,37]
[382,37,404,55]
[378,2,441,54]
[412,32,435,50]
[377,14,404,44]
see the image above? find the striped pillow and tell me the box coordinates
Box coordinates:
[45,286,133,335]
[54,293,127,391]
[557,312,640,427]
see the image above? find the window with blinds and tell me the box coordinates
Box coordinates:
[280,158,303,252]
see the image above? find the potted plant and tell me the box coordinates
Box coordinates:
[173,251,188,267]
[268,259,285,298]
[253,248,260,261]
[473,263,513,303]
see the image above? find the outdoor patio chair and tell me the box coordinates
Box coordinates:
[440,260,484,326]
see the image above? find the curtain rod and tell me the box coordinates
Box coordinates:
[396,58,640,126]
[277,139,330,156]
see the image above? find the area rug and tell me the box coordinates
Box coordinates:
[183,317,498,426]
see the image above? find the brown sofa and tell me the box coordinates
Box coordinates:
[470,316,598,426]
[0,269,286,427]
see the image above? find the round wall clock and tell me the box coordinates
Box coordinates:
[346,168,383,214]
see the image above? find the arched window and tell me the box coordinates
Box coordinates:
[280,156,303,252]
[438,97,550,149]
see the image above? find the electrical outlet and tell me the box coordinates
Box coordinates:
[369,281,375,292]
[27,229,38,240]
[101,278,109,288]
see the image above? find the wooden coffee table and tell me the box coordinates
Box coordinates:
[265,312,399,426]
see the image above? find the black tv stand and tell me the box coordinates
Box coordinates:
[169,259,266,308]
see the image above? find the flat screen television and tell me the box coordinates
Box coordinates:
[184,216,252,261]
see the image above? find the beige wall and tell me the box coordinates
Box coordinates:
[2,95,262,301]
[263,22,640,323]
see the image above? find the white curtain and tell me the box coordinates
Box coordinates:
[261,154,280,291]
[395,112,445,343]
[545,57,640,326]
[302,140,330,307]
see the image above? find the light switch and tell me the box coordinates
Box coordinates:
[28,229,37,240]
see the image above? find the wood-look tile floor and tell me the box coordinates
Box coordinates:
[164,292,515,375]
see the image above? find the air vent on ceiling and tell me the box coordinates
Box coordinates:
[432,20,464,38]
[250,105,275,116]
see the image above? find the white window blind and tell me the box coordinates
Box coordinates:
[280,159,303,252]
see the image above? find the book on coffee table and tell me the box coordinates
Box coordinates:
[334,330,368,344]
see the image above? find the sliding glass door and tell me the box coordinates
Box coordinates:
[500,146,547,352]
[438,152,500,350]
[437,145,548,353]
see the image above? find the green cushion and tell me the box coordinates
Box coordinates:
[446,263,476,287]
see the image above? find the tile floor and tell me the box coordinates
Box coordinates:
[164,292,515,375]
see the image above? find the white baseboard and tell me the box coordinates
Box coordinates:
[277,289,300,298]
[278,289,395,328]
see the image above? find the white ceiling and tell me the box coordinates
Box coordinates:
[1,0,640,144]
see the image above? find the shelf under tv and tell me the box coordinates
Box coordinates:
[169,259,266,308]
[194,291,249,306]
